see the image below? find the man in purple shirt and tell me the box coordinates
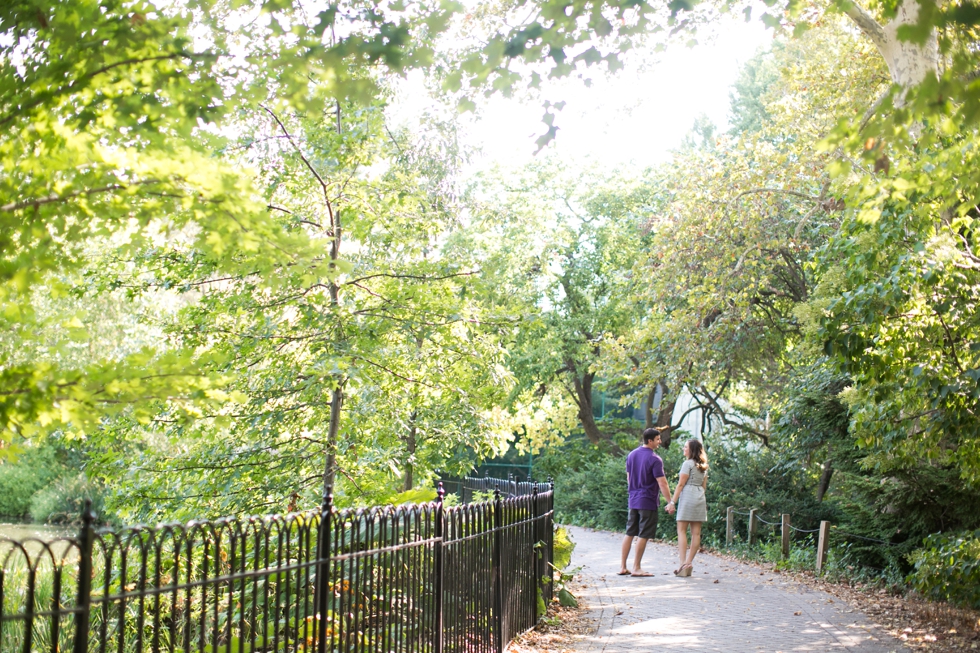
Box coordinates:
[619,427,674,576]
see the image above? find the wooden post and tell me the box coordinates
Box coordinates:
[726,507,734,546]
[748,509,758,546]
[816,521,831,573]
[781,514,791,559]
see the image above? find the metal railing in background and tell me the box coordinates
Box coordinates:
[459,474,552,505]
[0,478,555,653]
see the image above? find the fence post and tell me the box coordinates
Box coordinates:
[726,507,734,546]
[492,486,504,653]
[816,521,831,573]
[748,509,758,546]
[532,481,545,612]
[546,478,555,604]
[72,499,95,653]
[781,514,791,559]
[315,489,333,653]
[433,483,445,653]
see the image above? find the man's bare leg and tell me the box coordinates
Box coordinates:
[620,535,634,574]
[631,537,652,576]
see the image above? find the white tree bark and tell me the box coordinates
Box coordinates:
[845,0,939,90]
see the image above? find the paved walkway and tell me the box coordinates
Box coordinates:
[564,526,907,653]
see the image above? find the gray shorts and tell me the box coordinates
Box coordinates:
[625,508,658,540]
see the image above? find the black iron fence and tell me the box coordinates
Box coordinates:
[459,476,552,505]
[0,479,554,653]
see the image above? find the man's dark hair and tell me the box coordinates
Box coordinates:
[641,427,661,444]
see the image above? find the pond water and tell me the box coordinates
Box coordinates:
[0,523,74,542]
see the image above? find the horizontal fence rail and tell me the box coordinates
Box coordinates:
[0,478,555,653]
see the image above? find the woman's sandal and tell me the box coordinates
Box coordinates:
[678,564,693,577]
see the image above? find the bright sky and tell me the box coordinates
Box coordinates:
[392,15,772,176]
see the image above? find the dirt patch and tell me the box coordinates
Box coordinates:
[709,549,980,652]
[506,580,597,653]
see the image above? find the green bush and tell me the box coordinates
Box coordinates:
[699,440,839,547]
[0,445,64,519]
[532,419,640,482]
[555,455,629,530]
[830,464,980,573]
[908,530,980,608]
[29,474,105,524]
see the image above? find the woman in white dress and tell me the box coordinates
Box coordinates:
[669,439,708,577]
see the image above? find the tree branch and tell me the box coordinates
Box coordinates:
[730,187,821,205]
[693,386,770,446]
[1,180,161,213]
[344,270,481,285]
[843,1,888,52]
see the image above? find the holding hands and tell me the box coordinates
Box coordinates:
[665,500,676,515]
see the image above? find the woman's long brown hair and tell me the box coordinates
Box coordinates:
[688,439,708,473]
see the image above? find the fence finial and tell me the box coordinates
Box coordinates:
[494,484,501,501]
[437,482,445,503]
[81,497,96,525]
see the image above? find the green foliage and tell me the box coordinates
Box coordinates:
[698,441,840,547]
[771,362,852,462]
[553,525,576,571]
[0,444,63,518]
[533,420,643,482]
[831,464,980,572]
[469,163,652,451]
[909,530,980,609]
[727,46,780,135]
[555,455,629,531]
[819,196,980,483]
[29,474,106,524]
[390,487,438,505]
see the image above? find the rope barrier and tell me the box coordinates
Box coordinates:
[727,507,899,543]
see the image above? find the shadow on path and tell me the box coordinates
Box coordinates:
[564,525,907,653]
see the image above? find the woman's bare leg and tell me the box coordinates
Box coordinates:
[684,522,702,566]
[676,520,688,568]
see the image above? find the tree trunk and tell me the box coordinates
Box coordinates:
[322,100,345,497]
[403,410,417,492]
[323,385,343,494]
[846,0,939,91]
[816,461,834,502]
[644,386,657,430]
[570,366,607,445]
[656,381,676,448]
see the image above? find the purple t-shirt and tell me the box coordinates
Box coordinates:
[626,446,665,510]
